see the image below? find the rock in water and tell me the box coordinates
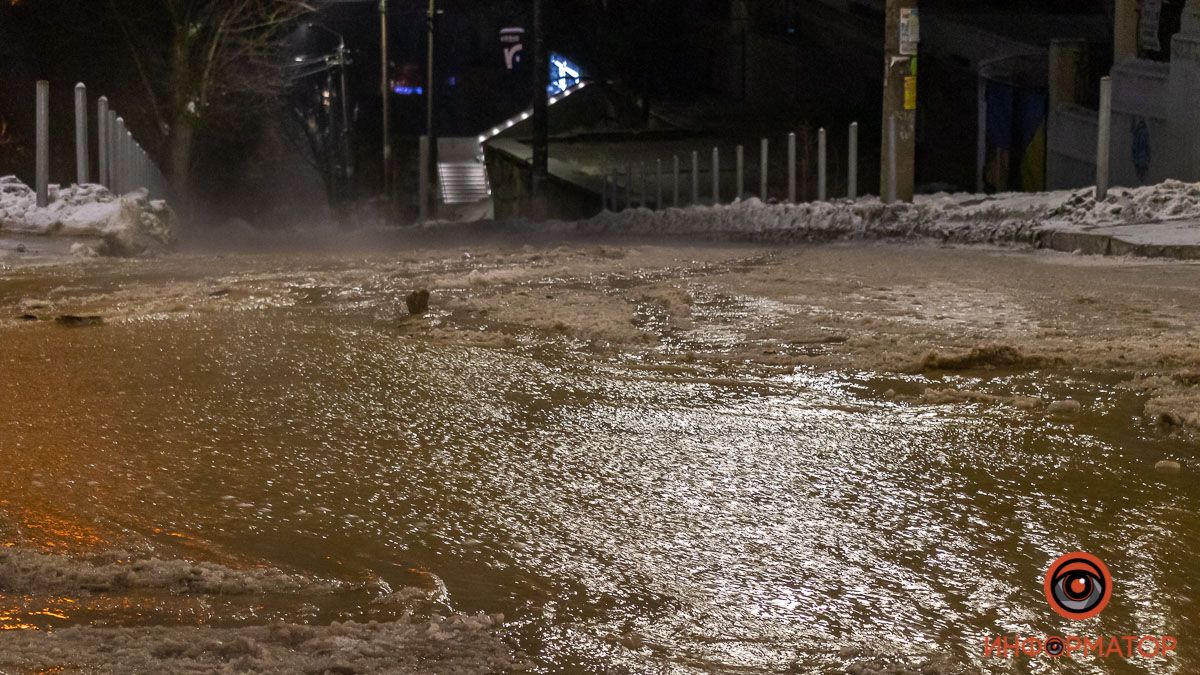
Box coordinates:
[1155,460,1183,475]
[1047,399,1082,415]
[55,315,104,327]
[406,289,431,315]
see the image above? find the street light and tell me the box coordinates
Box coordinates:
[307,23,354,199]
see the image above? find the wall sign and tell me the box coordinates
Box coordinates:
[500,27,525,71]
[900,7,920,56]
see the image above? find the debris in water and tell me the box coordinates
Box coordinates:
[55,315,104,327]
[18,314,38,321]
[1155,460,1183,475]
[406,289,431,316]
[1047,399,1083,415]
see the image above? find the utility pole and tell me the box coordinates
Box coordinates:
[425,0,438,219]
[531,0,549,203]
[881,0,918,202]
[380,0,391,200]
[337,41,353,202]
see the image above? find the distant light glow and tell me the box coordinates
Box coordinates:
[392,85,424,96]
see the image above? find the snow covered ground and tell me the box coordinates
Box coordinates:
[0,176,176,256]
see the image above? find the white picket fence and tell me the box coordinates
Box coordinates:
[33,80,169,208]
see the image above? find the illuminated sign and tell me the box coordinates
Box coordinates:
[500,27,525,70]
[549,53,582,95]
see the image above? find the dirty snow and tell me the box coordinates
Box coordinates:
[0,610,522,674]
[0,176,176,256]
[0,547,348,595]
[562,179,1200,245]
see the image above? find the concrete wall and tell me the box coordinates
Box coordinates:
[1049,58,1173,190]
[1111,58,1170,187]
[484,139,604,222]
[1047,104,1097,190]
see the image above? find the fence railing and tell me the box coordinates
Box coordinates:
[600,121,868,213]
[32,80,169,208]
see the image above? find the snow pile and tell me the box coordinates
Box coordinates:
[0,176,176,256]
[1055,179,1200,224]
[566,180,1200,246]
[0,614,524,674]
[576,195,1050,245]
[0,547,346,595]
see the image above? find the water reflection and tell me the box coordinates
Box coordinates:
[0,258,1196,673]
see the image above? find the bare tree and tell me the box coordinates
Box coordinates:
[108,0,313,202]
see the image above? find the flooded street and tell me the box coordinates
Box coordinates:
[1,237,1198,673]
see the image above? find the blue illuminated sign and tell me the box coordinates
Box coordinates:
[549,53,582,95]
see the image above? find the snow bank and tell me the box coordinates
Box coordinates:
[563,180,1200,245]
[0,547,346,595]
[0,546,524,673]
[0,613,523,674]
[0,176,176,256]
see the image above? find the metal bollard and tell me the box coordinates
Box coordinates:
[848,122,858,199]
[817,128,827,202]
[107,111,118,192]
[625,163,634,207]
[639,161,647,208]
[712,147,720,204]
[74,83,89,185]
[1096,76,1112,201]
[691,151,699,205]
[736,144,744,199]
[36,81,49,207]
[97,97,109,187]
[887,115,898,204]
[115,118,126,194]
[787,132,796,203]
[760,138,769,200]
[672,155,680,208]
[656,159,663,210]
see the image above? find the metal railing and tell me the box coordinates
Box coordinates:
[601,121,867,213]
[33,80,169,208]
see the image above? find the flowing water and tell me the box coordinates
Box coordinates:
[0,249,1196,674]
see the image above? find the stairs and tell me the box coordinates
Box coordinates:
[437,161,490,205]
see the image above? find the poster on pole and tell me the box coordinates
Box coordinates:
[900,8,920,56]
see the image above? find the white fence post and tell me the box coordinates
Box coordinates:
[97,97,109,187]
[818,127,827,201]
[787,132,796,202]
[74,83,89,185]
[977,77,987,194]
[36,81,50,207]
[672,156,680,207]
[691,151,699,205]
[639,161,647,208]
[1096,76,1112,201]
[760,138,768,200]
[848,122,858,199]
[711,147,720,204]
[115,117,127,195]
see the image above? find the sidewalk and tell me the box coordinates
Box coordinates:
[1036,219,1200,260]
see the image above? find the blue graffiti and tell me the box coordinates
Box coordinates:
[1131,117,1152,183]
